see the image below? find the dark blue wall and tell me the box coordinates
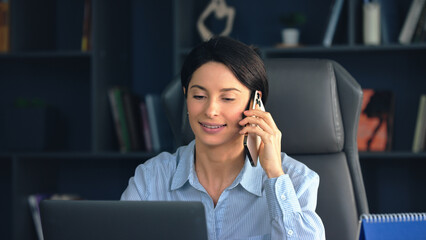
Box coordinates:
[132,0,173,96]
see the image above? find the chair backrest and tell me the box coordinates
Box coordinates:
[162,58,369,240]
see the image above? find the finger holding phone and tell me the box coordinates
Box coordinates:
[239,91,284,179]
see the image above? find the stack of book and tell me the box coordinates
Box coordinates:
[108,87,173,153]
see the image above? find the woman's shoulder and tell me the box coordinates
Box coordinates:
[141,151,176,170]
[136,143,193,175]
[281,153,319,180]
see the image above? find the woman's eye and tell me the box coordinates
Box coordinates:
[223,98,235,102]
[193,95,205,100]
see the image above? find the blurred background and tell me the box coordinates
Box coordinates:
[0,0,425,239]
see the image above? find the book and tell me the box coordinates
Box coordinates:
[419,15,426,41]
[109,87,125,152]
[145,94,173,152]
[419,7,426,42]
[412,95,426,152]
[114,88,132,152]
[139,101,153,152]
[398,0,426,44]
[81,0,92,51]
[122,88,144,151]
[322,0,344,47]
[377,0,403,44]
[0,0,10,52]
[357,89,395,152]
[412,4,426,43]
[357,213,426,240]
[28,194,81,240]
[108,87,131,152]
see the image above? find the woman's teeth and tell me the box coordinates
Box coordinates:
[201,123,224,129]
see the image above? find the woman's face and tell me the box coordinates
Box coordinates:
[186,61,251,148]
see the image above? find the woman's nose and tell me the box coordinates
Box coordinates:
[205,99,219,118]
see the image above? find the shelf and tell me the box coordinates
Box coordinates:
[0,51,91,59]
[0,151,158,160]
[179,43,426,58]
[359,151,426,159]
[262,43,426,54]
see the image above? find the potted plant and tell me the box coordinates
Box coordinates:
[279,12,306,46]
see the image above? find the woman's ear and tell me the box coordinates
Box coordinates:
[182,87,186,96]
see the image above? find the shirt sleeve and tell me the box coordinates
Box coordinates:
[120,163,152,201]
[264,167,325,240]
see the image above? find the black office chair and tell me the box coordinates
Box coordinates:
[162,59,369,240]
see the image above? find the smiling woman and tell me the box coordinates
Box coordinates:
[186,62,251,149]
[121,36,325,240]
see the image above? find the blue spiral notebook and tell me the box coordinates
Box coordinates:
[358,213,426,240]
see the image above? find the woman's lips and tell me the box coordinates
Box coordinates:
[199,122,226,133]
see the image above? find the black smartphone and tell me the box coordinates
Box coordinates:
[244,90,265,167]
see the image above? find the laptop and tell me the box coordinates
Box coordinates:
[40,200,208,240]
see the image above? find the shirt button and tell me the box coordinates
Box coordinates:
[288,230,294,236]
[281,194,286,200]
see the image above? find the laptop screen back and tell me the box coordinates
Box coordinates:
[40,200,208,240]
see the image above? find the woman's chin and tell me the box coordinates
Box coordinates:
[195,133,243,148]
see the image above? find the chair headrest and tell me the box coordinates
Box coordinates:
[265,59,344,154]
[161,77,194,147]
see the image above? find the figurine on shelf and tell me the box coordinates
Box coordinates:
[197,0,235,41]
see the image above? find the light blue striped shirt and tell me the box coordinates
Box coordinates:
[121,140,325,240]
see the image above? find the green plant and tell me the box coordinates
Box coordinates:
[279,12,306,28]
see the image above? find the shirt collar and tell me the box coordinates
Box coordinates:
[170,140,263,197]
[171,140,196,191]
[239,155,263,197]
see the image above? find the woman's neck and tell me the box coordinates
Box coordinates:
[195,139,245,175]
[194,139,246,204]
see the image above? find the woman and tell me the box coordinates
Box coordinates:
[121,36,325,239]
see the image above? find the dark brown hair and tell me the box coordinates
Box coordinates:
[180,36,269,104]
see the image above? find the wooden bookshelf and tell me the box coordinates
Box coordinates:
[0,0,135,239]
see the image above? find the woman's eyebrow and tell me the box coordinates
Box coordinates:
[189,85,241,93]
[189,85,206,91]
[220,88,241,93]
